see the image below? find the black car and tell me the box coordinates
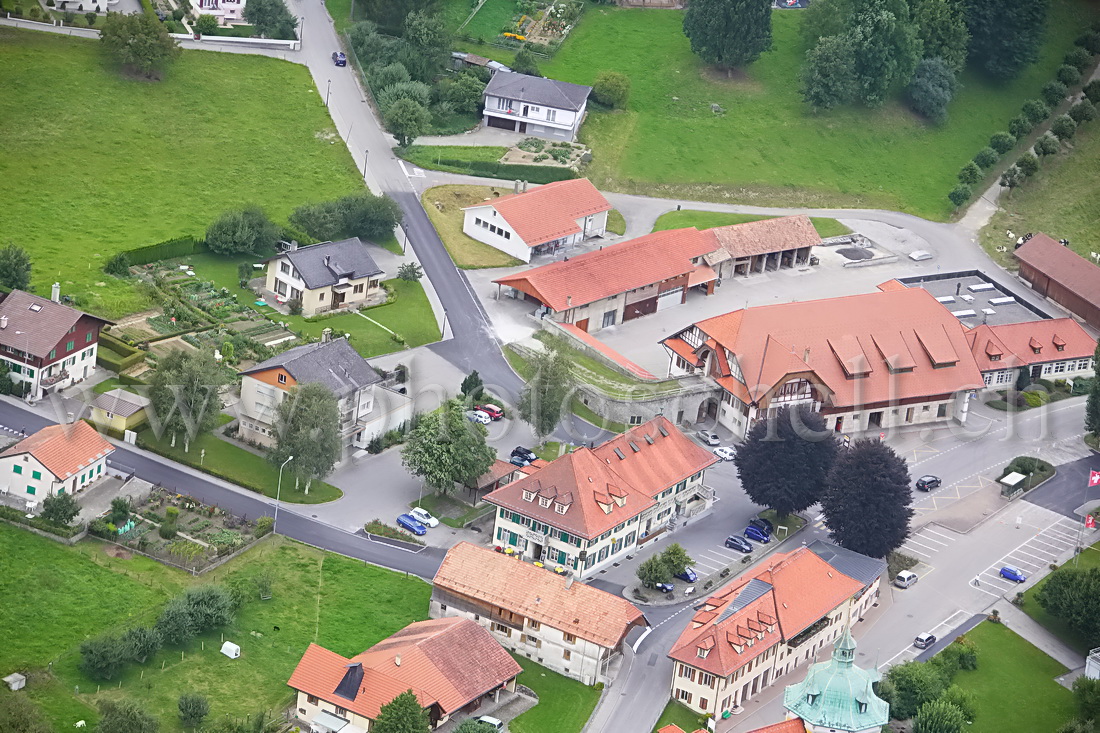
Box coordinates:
[511,446,537,463]
[508,455,530,467]
[915,475,942,492]
[725,535,753,553]
[749,516,774,534]
[332,51,347,67]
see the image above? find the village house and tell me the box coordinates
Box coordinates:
[482,71,592,141]
[966,317,1096,388]
[288,617,521,732]
[703,216,821,280]
[89,388,151,434]
[1014,232,1100,331]
[0,287,110,401]
[0,421,114,506]
[264,239,385,317]
[430,542,648,685]
[667,542,884,717]
[661,285,987,437]
[191,0,246,24]
[237,336,411,451]
[484,416,717,577]
[462,179,612,263]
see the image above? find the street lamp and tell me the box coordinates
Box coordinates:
[13,330,32,401]
[362,149,369,180]
[273,455,294,533]
[325,79,331,108]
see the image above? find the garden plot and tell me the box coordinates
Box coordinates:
[502,137,588,167]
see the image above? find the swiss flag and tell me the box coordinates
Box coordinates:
[1088,515,1096,530]
[1091,470,1100,488]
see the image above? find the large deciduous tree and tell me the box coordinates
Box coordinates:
[100,12,181,78]
[733,405,836,522]
[1087,341,1100,437]
[41,491,81,526]
[80,634,128,681]
[661,543,695,577]
[913,699,968,733]
[683,0,773,70]
[97,699,160,733]
[147,350,228,453]
[290,192,403,243]
[800,33,859,111]
[885,661,948,719]
[243,0,297,39]
[373,690,430,733]
[270,382,342,495]
[821,438,913,558]
[911,0,969,73]
[637,554,673,587]
[849,0,922,107]
[1038,567,1100,647]
[401,400,495,493]
[384,98,432,148]
[964,0,1050,80]
[205,205,281,256]
[518,344,574,440]
[0,244,32,291]
[907,57,957,124]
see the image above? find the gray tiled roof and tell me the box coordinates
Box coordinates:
[484,72,592,112]
[715,578,773,625]
[276,239,384,290]
[807,541,887,588]
[241,338,381,399]
[92,388,150,418]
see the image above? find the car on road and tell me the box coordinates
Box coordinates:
[712,446,736,461]
[744,525,771,543]
[396,514,427,536]
[674,568,698,583]
[466,410,491,425]
[332,51,347,67]
[725,535,753,553]
[915,475,942,491]
[749,516,774,534]
[697,430,720,446]
[477,404,504,420]
[913,632,937,649]
[475,716,504,731]
[511,446,537,463]
[409,507,438,528]
[1000,565,1027,583]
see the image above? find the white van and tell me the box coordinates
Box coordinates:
[894,570,918,589]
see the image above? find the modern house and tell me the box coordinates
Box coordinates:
[484,416,717,577]
[661,286,987,438]
[461,179,612,262]
[493,228,719,333]
[430,542,648,685]
[237,337,411,451]
[288,617,522,732]
[966,318,1096,388]
[190,0,246,25]
[1014,233,1100,330]
[89,388,151,434]
[482,71,592,141]
[264,239,385,317]
[667,542,884,717]
[0,288,110,401]
[0,421,114,505]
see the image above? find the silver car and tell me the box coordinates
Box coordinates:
[697,430,720,446]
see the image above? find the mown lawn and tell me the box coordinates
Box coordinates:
[508,654,601,733]
[652,700,704,733]
[1020,539,1100,655]
[462,0,518,40]
[0,29,362,319]
[606,209,627,235]
[422,184,525,268]
[325,0,354,32]
[980,121,1100,269]
[652,210,851,238]
[953,621,1076,733]
[541,1,1094,220]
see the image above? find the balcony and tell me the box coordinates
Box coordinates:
[786,616,831,649]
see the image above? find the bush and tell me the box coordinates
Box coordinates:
[1080,31,1100,55]
[86,11,96,24]
[1008,114,1034,139]
[205,206,280,256]
[907,58,957,125]
[159,522,178,539]
[1065,47,1093,71]
[1057,64,1082,86]
[1035,132,1061,156]
[287,298,303,316]
[194,13,219,35]
[254,515,274,537]
[109,497,131,525]
[397,149,578,184]
[41,492,81,526]
[1042,80,1069,107]
[122,626,162,663]
[375,80,432,114]
[104,252,131,277]
[1016,151,1039,177]
[947,184,971,207]
[1052,114,1078,141]
[0,504,83,538]
[1085,80,1100,104]
[957,162,982,185]
[1022,98,1051,124]
[178,693,209,729]
[98,700,158,733]
[1070,99,1097,124]
[80,634,127,680]
[989,131,1016,154]
[592,70,630,109]
[973,147,999,169]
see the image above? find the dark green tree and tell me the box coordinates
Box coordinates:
[270,383,342,495]
[1085,80,1100,105]
[1038,567,1100,646]
[384,98,432,148]
[964,0,1050,79]
[439,72,486,114]
[205,205,280,256]
[1035,132,1061,157]
[194,13,219,34]
[1022,98,1051,124]
[683,0,773,70]
[122,626,162,663]
[373,690,430,733]
[0,686,51,733]
[512,46,540,76]
[849,0,922,107]
[1008,115,1033,139]
[401,400,495,493]
[822,438,913,558]
[1065,47,1093,72]
[1051,114,1077,141]
[0,244,32,291]
[1042,80,1069,107]
[989,131,1016,154]
[1073,676,1100,723]
[105,252,131,277]
[885,661,948,719]
[518,344,575,440]
[947,184,971,208]
[460,370,485,401]
[41,492,81,526]
[243,0,297,39]
[358,0,433,34]
[1057,64,1082,86]
[147,350,228,453]
[592,70,631,109]
[661,543,695,577]
[109,496,130,525]
[1087,341,1100,436]
[958,162,982,185]
[403,9,446,51]
[290,192,402,243]
[637,554,673,587]
[99,11,181,78]
[912,699,967,733]
[912,0,969,72]
[375,62,412,90]
[178,693,210,729]
[940,685,977,722]
[973,146,998,169]
[733,405,836,521]
[1015,366,1031,391]
[999,165,1022,191]
[1069,99,1097,124]
[397,262,424,282]
[1015,151,1039,177]
[1059,720,1097,733]
[97,699,159,733]
[907,57,957,124]
[800,33,858,110]
[80,634,127,681]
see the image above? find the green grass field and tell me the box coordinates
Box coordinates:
[1020,540,1100,654]
[953,621,1076,733]
[652,700,703,733]
[325,0,354,32]
[462,0,518,40]
[540,1,1093,220]
[508,654,601,733]
[0,29,362,319]
[651,210,851,238]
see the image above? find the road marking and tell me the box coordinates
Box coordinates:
[900,545,932,559]
[903,538,941,553]
[397,160,425,178]
[1030,537,1070,553]
[921,527,956,542]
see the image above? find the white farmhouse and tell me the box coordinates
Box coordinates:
[0,421,114,505]
[482,72,592,141]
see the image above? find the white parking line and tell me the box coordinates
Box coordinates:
[1031,537,1071,553]
[1003,556,1044,570]
[1046,527,1078,542]
[913,533,949,548]
[900,545,932,559]
[922,527,956,542]
[904,538,942,553]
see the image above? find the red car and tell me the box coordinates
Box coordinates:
[477,404,504,420]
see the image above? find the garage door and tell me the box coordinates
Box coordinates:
[656,288,684,312]
[486,115,518,131]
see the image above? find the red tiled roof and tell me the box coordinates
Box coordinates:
[464,179,611,248]
[966,319,1096,371]
[287,618,520,721]
[709,215,821,259]
[493,228,715,311]
[659,721,804,733]
[474,459,520,490]
[1,422,114,481]
[593,416,717,501]
[433,542,646,648]
[665,288,984,409]
[1015,233,1100,308]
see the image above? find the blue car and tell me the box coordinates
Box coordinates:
[675,568,698,583]
[744,525,771,543]
[396,514,427,536]
[999,565,1027,583]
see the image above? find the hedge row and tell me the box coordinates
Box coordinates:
[399,151,578,184]
[97,333,146,373]
[125,237,208,267]
[0,505,84,538]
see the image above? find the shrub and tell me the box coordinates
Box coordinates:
[1070,99,1097,124]
[194,13,219,34]
[973,147,999,169]
[1052,114,1077,141]
[159,522,178,539]
[957,162,982,185]
[254,515,274,537]
[1065,47,1092,71]
[989,131,1016,154]
[205,206,280,256]
[165,506,180,521]
[104,252,131,277]
[375,80,432,114]
[1008,114,1034,139]
[172,6,185,19]
[80,635,127,680]
[109,497,131,525]
[592,70,631,109]
[122,626,162,663]
[1057,64,1082,86]
[86,11,97,24]
[1081,31,1100,55]
[947,184,971,207]
[287,298,303,316]
[1000,165,1022,190]
[1016,151,1039,177]
[372,62,411,90]
[41,492,81,526]
[1085,80,1100,104]
[1022,98,1051,124]
[1042,80,1069,107]
[1035,133,1061,156]
[907,58,957,125]
[179,693,210,729]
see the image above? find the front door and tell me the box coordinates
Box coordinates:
[333,291,346,307]
[518,121,528,133]
[1031,364,1043,380]
[523,105,529,115]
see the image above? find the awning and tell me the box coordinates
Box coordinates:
[688,264,719,287]
[311,711,352,733]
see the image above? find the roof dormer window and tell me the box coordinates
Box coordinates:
[554,502,568,515]
[990,354,1000,361]
[538,496,552,508]
[1032,346,1041,355]
[697,648,710,659]
[522,490,535,502]
[1056,344,1065,351]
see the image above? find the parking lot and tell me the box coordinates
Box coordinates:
[971,515,1082,597]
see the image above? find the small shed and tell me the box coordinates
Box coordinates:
[3,672,26,691]
[220,641,241,659]
[1000,471,1027,497]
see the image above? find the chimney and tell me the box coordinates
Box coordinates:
[322,327,333,343]
[802,347,810,363]
[324,256,331,267]
[66,412,74,424]
[514,180,521,194]
[0,316,7,330]
[51,283,61,303]
[565,575,574,590]
[289,240,299,251]
[566,295,572,308]
[522,180,529,193]
[394,655,401,667]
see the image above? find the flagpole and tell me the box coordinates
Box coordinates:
[1078,471,1100,568]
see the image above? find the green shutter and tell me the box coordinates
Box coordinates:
[26,486,35,495]
[31,470,40,480]
[86,332,93,343]
[13,465,21,475]
[557,549,567,564]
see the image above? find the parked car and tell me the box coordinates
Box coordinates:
[744,525,771,543]
[332,51,347,66]
[652,582,674,594]
[1000,565,1027,583]
[409,507,438,528]
[511,446,537,463]
[894,570,918,589]
[508,455,530,467]
[913,632,937,649]
[474,716,504,732]
[712,446,736,461]
[396,514,427,536]
[725,535,753,553]
[915,475,942,492]
[674,568,698,583]
[697,430,721,446]
[477,404,504,420]
[749,516,774,534]
[466,410,491,425]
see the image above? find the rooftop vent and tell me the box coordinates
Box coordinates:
[628,441,640,453]
[657,424,669,437]
[644,434,654,445]
[613,448,625,460]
